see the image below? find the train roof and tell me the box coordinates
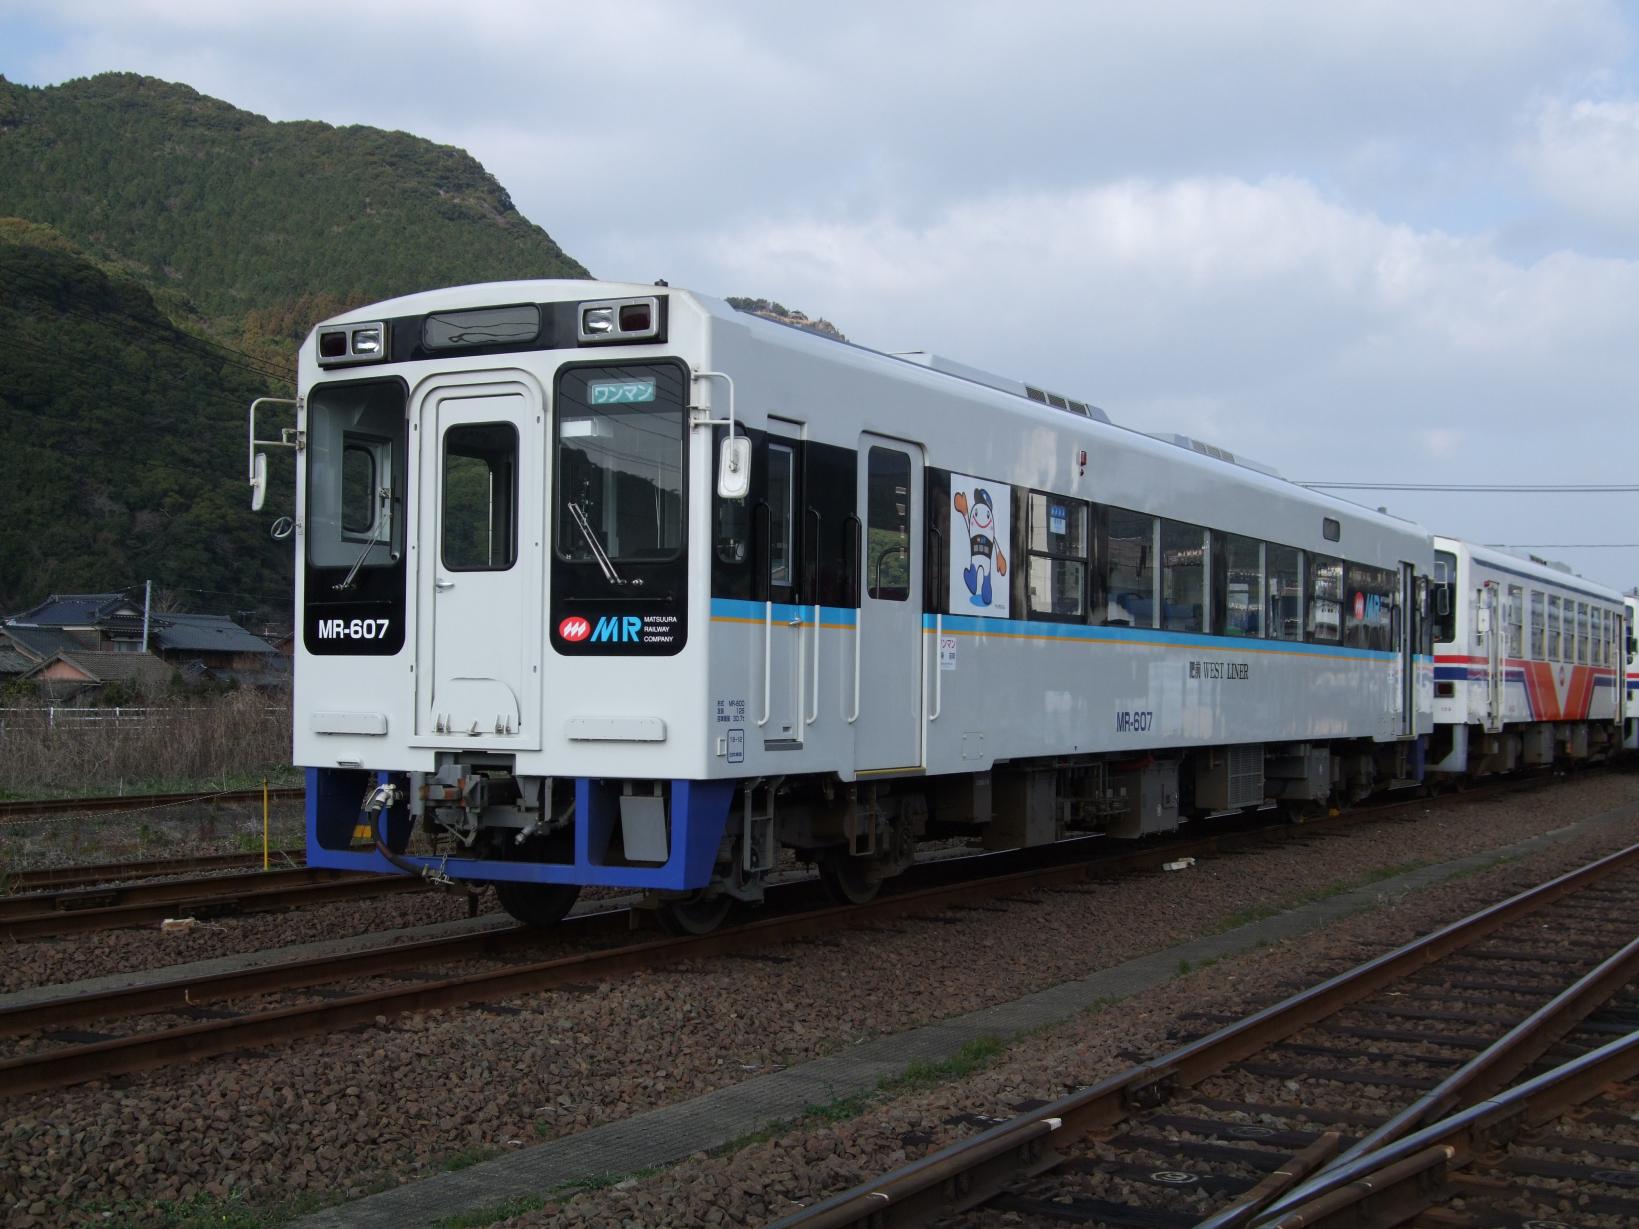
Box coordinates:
[1434,536,1623,603]
[312,278,1428,546]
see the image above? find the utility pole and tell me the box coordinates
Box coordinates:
[141,580,152,653]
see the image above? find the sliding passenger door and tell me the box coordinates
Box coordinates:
[853,435,924,772]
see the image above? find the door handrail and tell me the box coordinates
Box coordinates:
[757,600,773,728]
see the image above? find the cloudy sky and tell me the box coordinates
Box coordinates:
[5,1,1639,588]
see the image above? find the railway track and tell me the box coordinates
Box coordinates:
[0,788,1546,1099]
[765,840,1639,1229]
[0,864,423,940]
[0,786,303,822]
[3,848,307,894]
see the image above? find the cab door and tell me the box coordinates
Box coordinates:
[414,376,543,745]
[853,435,924,772]
[1479,583,1504,734]
[758,423,807,748]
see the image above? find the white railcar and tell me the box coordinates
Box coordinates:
[254,279,1437,930]
[1428,537,1625,775]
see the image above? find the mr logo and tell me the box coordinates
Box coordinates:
[560,614,643,644]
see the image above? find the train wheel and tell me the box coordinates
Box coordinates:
[494,880,581,928]
[817,851,880,905]
[655,891,732,935]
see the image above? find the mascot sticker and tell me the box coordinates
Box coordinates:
[949,475,1010,618]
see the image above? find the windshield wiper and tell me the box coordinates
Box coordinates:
[567,500,625,586]
[334,490,390,591]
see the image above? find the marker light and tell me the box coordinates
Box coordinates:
[576,296,663,345]
[316,320,389,367]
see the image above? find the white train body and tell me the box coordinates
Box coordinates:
[1428,537,1625,773]
[261,278,1606,921]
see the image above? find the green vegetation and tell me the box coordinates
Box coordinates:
[0,72,588,616]
[441,1144,503,1172]
[887,1036,1006,1091]
[0,74,588,338]
[433,1195,548,1228]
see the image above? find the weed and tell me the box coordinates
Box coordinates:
[434,1195,547,1228]
[885,1035,1006,1092]
[441,1145,502,1172]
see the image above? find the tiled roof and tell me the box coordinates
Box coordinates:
[22,651,174,689]
[5,593,139,627]
[149,613,277,655]
[0,648,32,676]
[1,626,89,660]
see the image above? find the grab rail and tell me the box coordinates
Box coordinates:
[846,515,863,724]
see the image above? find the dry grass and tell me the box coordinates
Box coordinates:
[0,691,292,796]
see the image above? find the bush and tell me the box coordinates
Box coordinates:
[0,691,291,794]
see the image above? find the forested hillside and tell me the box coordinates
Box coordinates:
[0,73,588,344]
[0,221,292,614]
[0,72,590,617]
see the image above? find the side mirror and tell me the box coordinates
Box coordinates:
[250,452,268,512]
[1435,586,1450,617]
[717,435,751,500]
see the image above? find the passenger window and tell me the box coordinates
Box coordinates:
[1160,520,1206,633]
[1547,596,1562,660]
[1104,509,1155,627]
[1308,555,1342,643]
[1529,592,1545,658]
[1220,534,1262,637]
[442,422,518,571]
[767,442,795,589]
[866,447,910,601]
[1506,586,1524,658]
[1576,602,1589,664]
[1343,564,1393,650]
[1266,544,1303,641]
[1026,493,1087,620]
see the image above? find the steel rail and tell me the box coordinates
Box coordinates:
[1248,1028,1639,1229]
[0,787,303,822]
[0,779,1580,1097]
[2,849,307,894]
[764,839,1639,1229]
[0,868,423,940]
[0,805,1470,1098]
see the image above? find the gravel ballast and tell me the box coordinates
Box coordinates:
[2,771,1636,1227]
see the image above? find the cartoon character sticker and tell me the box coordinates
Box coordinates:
[949,475,1010,618]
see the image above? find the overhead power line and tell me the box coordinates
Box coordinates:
[1301,482,1639,493]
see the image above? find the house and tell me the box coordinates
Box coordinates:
[2,591,288,696]
[21,649,177,703]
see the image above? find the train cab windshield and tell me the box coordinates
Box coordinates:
[554,363,686,579]
[306,380,407,581]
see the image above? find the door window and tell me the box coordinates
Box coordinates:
[442,422,518,571]
[768,442,795,590]
[866,447,911,601]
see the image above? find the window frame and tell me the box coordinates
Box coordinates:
[440,420,520,573]
[1025,491,1089,623]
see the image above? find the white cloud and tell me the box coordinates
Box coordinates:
[1520,95,1639,229]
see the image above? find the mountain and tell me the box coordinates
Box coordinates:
[0,73,588,347]
[0,73,591,617]
[0,220,292,614]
